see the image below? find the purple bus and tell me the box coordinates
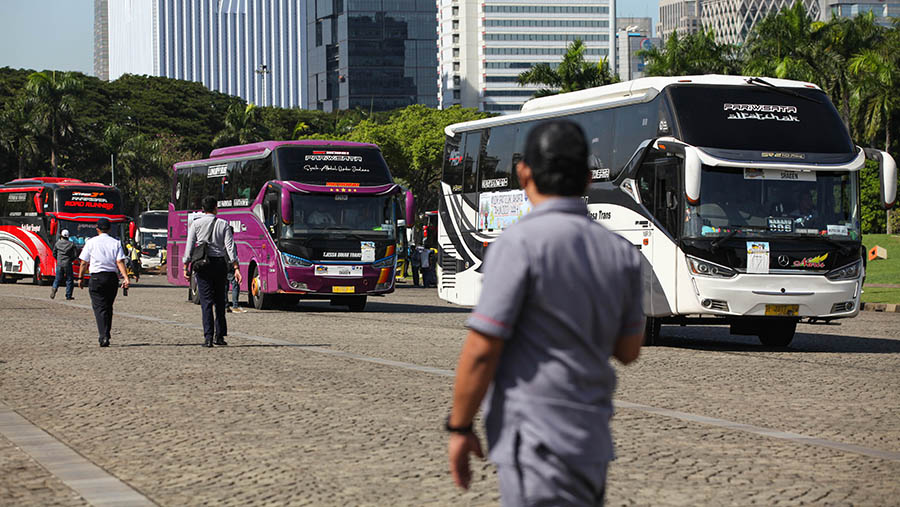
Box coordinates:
[167,140,413,311]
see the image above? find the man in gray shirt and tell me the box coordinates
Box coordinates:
[183,196,242,347]
[447,120,645,505]
[50,229,77,300]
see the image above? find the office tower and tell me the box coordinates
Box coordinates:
[94,0,109,80]
[701,0,821,45]
[306,1,439,112]
[658,0,702,41]
[438,0,615,114]
[107,0,307,108]
[819,1,900,24]
[616,18,657,82]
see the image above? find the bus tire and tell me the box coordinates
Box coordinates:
[32,259,46,286]
[346,296,367,312]
[248,264,274,310]
[758,320,797,347]
[189,273,200,305]
[644,317,661,346]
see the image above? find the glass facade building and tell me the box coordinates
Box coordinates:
[306,0,438,112]
[438,0,615,114]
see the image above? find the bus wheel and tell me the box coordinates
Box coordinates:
[248,265,274,310]
[644,317,661,346]
[32,259,46,286]
[346,296,367,312]
[758,320,797,347]
[189,273,200,305]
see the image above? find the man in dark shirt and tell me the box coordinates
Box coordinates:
[447,120,645,505]
[51,229,77,300]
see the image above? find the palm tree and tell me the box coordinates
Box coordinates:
[0,94,40,179]
[640,29,741,77]
[119,134,162,217]
[212,103,268,148]
[517,39,618,97]
[292,120,310,139]
[849,30,899,151]
[102,124,131,186]
[26,71,83,177]
[742,2,824,82]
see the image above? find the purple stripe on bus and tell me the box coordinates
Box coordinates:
[281,181,399,195]
[209,140,380,159]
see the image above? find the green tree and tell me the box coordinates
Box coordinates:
[742,3,824,82]
[102,124,131,187]
[640,29,741,77]
[849,19,899,152]
[26,71,83,177]
[0,94,39,179]
[517,39,618,97]
[212,103,268,148]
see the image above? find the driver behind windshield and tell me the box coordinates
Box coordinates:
[307,202,337,227]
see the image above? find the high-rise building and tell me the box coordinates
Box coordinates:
[701,0,821,45]
[93,0,109,80]
[616,18,657,82]
[106,0,307,108]
[819,0,900,24]
[438,0,615,114]
[306,1,438,112]
[658,0,702,41]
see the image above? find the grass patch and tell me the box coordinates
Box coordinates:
[861,234,900,303]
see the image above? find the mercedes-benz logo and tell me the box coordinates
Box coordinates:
[777,255,790,267]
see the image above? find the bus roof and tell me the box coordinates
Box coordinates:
[0,178,114,190]
[444,74,821,136]
[207,140,381,160]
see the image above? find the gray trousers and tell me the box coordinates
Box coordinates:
[497,439,608,507]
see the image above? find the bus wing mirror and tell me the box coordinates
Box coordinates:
[49,217,58,236]
[129,221,136,240]
[653,139,701,205]
[864,148,897,209]
[405,190,416,225]
[280,187,293,224]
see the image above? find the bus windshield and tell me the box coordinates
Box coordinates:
[275,146,392,186]
[667,84,854,154]
[139,212,168,230]
[685,167,860,240]
[59,220,122,248]
[56,188,123,214]
[285,194,397,240]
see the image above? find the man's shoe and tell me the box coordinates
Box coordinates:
[226,306,233,313]
[232,306,247,313]
[50,287,57,299]
[100,340,109,347]
[204,338,213,348]
[214,338,228,346]
[66,296,74,300]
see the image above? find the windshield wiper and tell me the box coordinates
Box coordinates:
[710,230,738,251]
[745,77,822,104]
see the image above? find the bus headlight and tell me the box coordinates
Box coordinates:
[687,256,737,278]
[372,255,395,269]
[281,252,313,267]
[826,260,861,281]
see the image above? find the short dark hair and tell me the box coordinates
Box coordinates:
[522,120,589,196]
[201,196,218,213]
[96,217,111,231]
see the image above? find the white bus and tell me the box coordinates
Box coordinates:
[437,75,897,347]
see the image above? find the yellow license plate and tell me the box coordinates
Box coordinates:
[333,286,355,293]
[765,304,799,316]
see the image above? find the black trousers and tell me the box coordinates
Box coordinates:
[89,271,119,343]
[196,256,228,341]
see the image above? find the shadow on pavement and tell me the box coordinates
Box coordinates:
[271,301,471,314]
[119,342,332,348]
[655,326,900,354]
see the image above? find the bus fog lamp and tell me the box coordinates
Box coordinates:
[289,281,308,290]
[701,299,712,308]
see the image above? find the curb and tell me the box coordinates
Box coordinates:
[860,302,900,313]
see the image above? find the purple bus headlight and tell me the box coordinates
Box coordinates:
[282,252,313,267]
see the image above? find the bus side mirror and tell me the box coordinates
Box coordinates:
[49,217,58,236]
[129,221,136,240]
[653,139,701,205]
[864,148,897,209]
[405,190,416,225]
[280,187,293,224]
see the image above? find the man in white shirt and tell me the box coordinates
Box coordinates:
[77,218,130,347]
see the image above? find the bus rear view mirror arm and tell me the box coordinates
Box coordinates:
[652,138,701,205]
[863,148,897,209]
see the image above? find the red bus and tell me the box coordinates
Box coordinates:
[0,177,129,284]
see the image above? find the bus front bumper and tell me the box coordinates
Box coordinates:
[684,273,861,319]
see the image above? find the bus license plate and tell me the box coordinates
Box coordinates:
[333,286,355,293]
[765,304,799,316]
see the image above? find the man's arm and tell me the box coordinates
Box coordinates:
[116,259,130,288]
[613,247,645,365]
[613,331,644,365]
[448,329,505,490]
[77,260,88,288]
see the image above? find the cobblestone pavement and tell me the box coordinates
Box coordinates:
[1,274,899,506]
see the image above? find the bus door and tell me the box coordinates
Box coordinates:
[635,151,681,316]
[261,187,280,291]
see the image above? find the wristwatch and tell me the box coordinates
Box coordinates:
[445,416,473,434]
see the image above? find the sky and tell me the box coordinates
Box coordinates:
[0,0,660,77]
